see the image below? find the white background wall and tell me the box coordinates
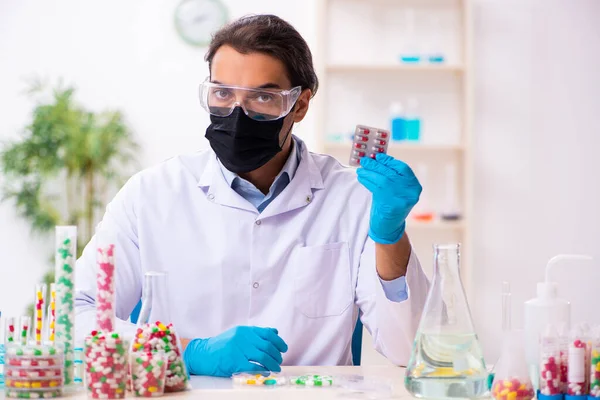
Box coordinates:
[1,0,599,363]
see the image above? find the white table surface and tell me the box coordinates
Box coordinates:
[4,366,411,400]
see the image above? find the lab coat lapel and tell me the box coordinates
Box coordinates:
[197,152,258,214]
[259,141,325,220]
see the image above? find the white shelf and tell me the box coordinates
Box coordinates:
[406,219,465,231]
[326,64,465,73]
[324,142,465,152]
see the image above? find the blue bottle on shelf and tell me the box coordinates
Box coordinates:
[399,9,421,64]
[405,98,421,141]
[390,102,407,141]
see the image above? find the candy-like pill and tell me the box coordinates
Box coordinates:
[491,378,534,400]
[130,322,189,392]
[567,337,588,396]
[232,373,286,386]
[85,332,128,399]
[289,374,333,387]
[349,125,390,167]
[352,150,366,157]
[55,226,77,385]
[130,352,167,397]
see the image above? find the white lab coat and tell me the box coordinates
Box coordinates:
[74,138,430,366]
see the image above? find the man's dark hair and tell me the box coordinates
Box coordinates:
[205,14,319,97]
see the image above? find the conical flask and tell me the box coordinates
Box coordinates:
[132,272,189,392]
[405,244,488,399]
[137,272,171,326]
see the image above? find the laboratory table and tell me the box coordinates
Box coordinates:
[5,366,412,400]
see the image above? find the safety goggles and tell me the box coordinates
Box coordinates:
[199,79,302,121]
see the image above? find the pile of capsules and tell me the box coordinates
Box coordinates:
[538,324,600,400]
[233,373,287,386]
[233,372,334,388]
[129,352,168,397]
[492,378,535,400]
[348,125,390,167]
[4,344,64,399]
[84,331,128,399]
[130,321,189,393]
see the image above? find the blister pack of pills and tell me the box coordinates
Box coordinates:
[349,125,390,167]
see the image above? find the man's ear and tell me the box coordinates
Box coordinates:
[292,89,312,123]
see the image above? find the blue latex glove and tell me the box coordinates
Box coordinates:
[183,326,288,377]
[357,153,422,244]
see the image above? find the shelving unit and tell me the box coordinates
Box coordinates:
[326,64,465,73]
[313,0,473,288]
[312,0,472,367]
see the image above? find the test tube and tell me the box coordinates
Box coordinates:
[567,327,589,396]
[539,325,561,396]
[558,324,569,393]
[590,329,600,398]
[55,225,77,385]
[5,317,15,344]
[19,316,31,345]
[47,283,56,343]
[96,227,116,332]
[34,283,47,345]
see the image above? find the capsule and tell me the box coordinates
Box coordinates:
[354,135,369,142]
[369,153,377,159]
[352,150,366,157]
[374,139,387,146]
[373,146,386,153]
[353,143,367,149]
[376,131,389,139]
[350,157,361,165]
[357,127,370,135]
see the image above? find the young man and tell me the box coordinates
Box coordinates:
[74,14,429,377]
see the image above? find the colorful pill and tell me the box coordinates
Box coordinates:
[376,131,388,139]
[353,143,366,150]
[357,128,370,135]
[354,135,368,142]
[352,150,366,157]
[373,146,385,153]
[369,153,377,159]
[374,139,387,146]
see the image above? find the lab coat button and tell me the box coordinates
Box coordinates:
[207,194,215,200]
[253,282,259,288]
[255,220,261,226]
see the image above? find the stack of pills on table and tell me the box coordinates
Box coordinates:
[289,374,334,387]
[232,373,286,387]
[84,331,128,399]
[130,322,189,393]
[4,344,64,399]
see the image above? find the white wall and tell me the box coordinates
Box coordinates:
[471,0,600,361]
[1,0,599,365]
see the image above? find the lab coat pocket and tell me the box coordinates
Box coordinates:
[294,242,352,318]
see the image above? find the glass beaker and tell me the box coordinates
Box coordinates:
[131,272,189,392]
[405,244,488,400]
[492,330,535,400]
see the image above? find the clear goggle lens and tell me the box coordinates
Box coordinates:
[199,80,302,121]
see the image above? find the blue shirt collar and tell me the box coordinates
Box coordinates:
[218,137,300,190]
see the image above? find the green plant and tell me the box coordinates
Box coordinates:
[0,79,139,314]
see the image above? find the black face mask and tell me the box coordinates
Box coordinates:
[205,107,292,174]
